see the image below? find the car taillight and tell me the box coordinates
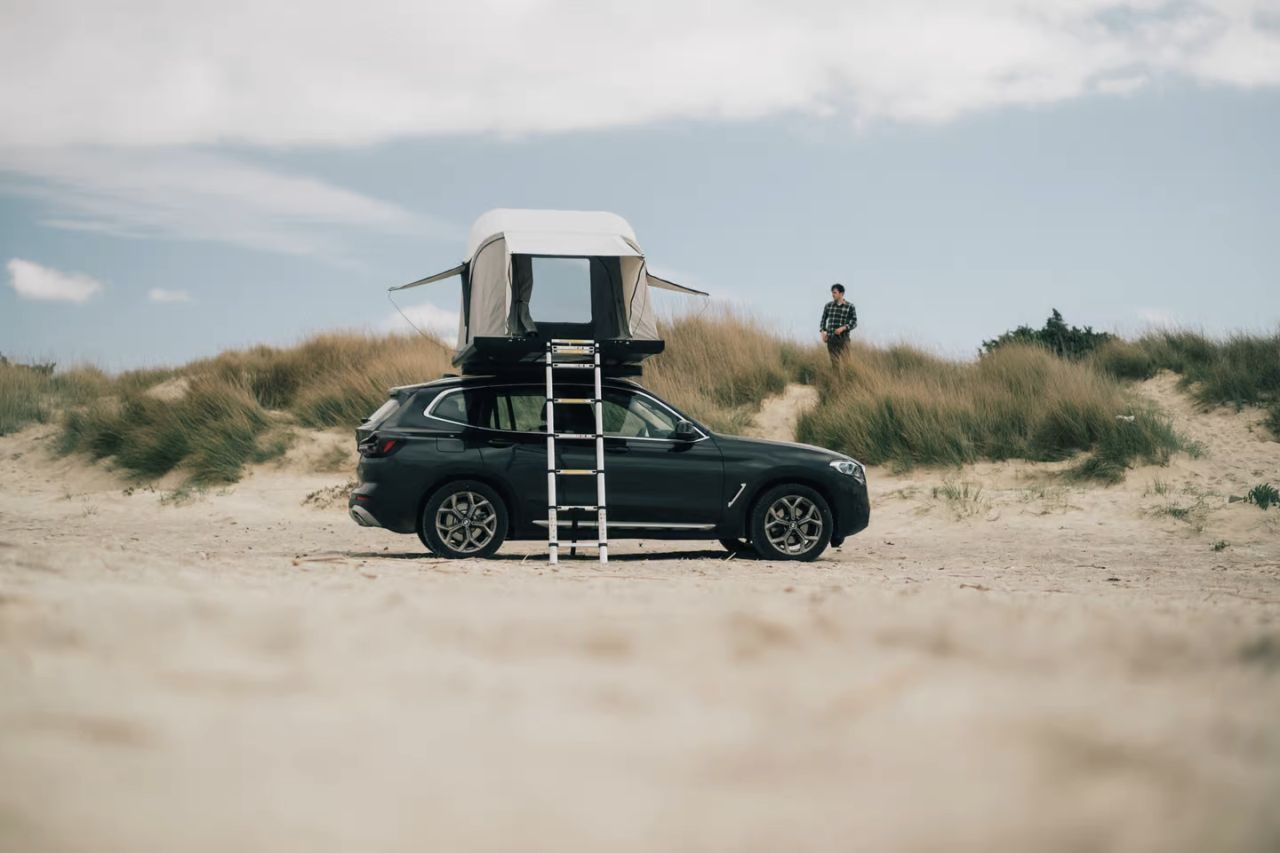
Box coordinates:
[361,436,402,458]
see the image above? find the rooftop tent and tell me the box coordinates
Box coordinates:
[390,208,706,370]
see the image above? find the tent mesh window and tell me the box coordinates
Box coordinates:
[510,254,626,341]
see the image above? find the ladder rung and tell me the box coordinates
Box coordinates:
[554,505,601,511]
[548,541,604,547]
[551,468,600,475]
[550,397,599,404]
[551,432,599,440]
[548,363,595,369]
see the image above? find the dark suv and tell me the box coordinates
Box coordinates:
[348,376,869,561]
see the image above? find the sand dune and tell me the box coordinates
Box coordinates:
[1,375,1278,852]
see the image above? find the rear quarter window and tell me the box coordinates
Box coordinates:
[430,391,472,425]
[400,387,494,429]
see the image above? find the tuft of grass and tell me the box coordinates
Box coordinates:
[931,480,988,518]
[1210,540,1228,552]
[1090,338,1156,381]
[0,358,51,435]
[796,342,1182,479]
[1246,483,1279,511]
[54,332,451,482]
[59,375,283,484]
[0,357,111,435]
[1133,331,1280,435]
[645,308,793,433]
[1265,404,1280,441]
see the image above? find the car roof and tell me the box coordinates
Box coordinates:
[390,374,646,395]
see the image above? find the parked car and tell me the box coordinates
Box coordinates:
[349,375,869,561]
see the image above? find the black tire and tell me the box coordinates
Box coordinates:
[749,484,832,562]
[420,480,508,559]
[718,537,756,556]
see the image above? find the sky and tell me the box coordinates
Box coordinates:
[1,0,1278,369]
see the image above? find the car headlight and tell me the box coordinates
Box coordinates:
[829,458,866,484]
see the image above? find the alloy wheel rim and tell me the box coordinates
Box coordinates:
[764,495,824,555]
[435,491,498,553]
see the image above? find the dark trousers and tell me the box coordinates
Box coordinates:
[826,333,849,365]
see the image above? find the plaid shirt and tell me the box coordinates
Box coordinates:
[819,300,857,336]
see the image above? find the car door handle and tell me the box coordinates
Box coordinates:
[487,438,514,448]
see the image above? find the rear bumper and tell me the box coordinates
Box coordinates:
[347,481,417,533]
[349,505,381,527]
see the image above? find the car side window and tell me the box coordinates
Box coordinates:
[493,387,597,434]
[602,390,679,439]
[426,388,493,428]
[501,389,547,432]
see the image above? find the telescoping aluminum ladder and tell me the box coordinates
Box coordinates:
[545,339,607,564]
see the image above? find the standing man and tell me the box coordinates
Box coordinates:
[819,283,857,365]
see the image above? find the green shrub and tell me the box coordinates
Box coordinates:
[1247,483,1279,511]
[982,309,1113,359]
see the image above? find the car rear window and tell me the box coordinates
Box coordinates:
[364,397,401,426]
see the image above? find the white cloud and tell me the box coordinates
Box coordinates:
[0,1,1276,148]
[384,302,460,343]
[7,258,104,303]
[148,287,192,303]
[0,147,456,259]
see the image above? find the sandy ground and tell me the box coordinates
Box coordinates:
[2,374,1279,852]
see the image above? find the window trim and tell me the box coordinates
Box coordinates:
[423,383,709,443]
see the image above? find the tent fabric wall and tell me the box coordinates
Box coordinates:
[508,255,537,337]
[465,236,511,346]
[620,256,658,341]
[588,257,627,340]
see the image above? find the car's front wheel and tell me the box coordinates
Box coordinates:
[750,485,832,562]
[421,480,508,559]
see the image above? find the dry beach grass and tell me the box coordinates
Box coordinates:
[11,312,1272,485]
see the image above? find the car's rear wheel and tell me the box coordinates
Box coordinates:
[421,480,508,559]
[718,537,756,556]
[749,485,832,562]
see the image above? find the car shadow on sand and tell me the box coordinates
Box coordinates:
[335,548,767,563]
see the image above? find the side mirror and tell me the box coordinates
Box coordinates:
[673,420,698,441]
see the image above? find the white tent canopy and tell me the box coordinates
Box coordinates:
[391,208,706,351]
